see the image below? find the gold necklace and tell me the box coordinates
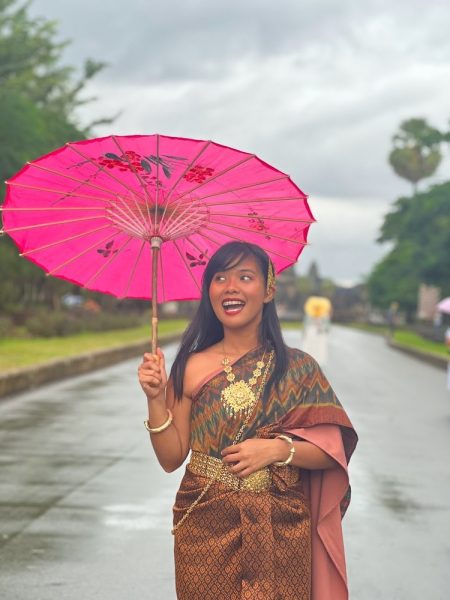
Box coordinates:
[221,347,267,417]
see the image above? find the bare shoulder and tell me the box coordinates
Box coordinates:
[184,343,223,399]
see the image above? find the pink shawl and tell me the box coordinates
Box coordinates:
[286,424,350,600]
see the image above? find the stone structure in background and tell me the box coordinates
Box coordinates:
[417,284,441,321]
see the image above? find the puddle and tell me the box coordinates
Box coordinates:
[378,476,422,518]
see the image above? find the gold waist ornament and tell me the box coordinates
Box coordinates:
[188,451,300,493]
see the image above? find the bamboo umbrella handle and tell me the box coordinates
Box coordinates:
[151,237,162,356]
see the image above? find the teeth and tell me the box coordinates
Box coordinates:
[223,301,244,308]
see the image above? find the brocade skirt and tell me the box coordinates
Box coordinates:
[173,464,311,600]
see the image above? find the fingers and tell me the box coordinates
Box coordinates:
[137,349,168,401]
[221,445,238,457]
[156,347,165,368]
[141,349,167,376]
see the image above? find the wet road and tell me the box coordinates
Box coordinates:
[1,327,449,599]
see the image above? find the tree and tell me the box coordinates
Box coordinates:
[367,182,450,318]
[388,118,442,194]
[0,0,110,312]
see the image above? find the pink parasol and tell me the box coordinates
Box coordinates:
[437,297,450,314]
[1,134,314,352]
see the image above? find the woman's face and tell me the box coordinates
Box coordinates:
[208,254,273,331]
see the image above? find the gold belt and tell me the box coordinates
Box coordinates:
[188,451,299,493]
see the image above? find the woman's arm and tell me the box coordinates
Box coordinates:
[138,349,191,473]
[275,438,336,470]
[222,437,336,477]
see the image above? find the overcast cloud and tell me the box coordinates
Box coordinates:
[31,0,450,285]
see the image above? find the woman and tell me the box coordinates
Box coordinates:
[138,241,358,600]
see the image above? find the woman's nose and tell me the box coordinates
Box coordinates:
[225,276,239,292]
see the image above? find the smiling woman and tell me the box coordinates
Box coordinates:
[137,241,358,600]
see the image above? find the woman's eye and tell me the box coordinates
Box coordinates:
[214,275,225,282]
[241,275,252,281]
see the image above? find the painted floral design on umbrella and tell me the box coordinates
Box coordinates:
[248,210,271,240]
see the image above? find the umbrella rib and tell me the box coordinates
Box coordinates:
[164,175,291,211]
[83,236,134,288]
[163,140,211,205]
[203,195,306,207]
[66,143,148,203]
[111,136,153,228]
[109,195,149,238]
[205,211,314,224]
[172,240,202,293]
[206,219,308,245]
[104,207,145,239]
[154,134,160,233]
[120,240,147,299]
[168,154,256,205]
[186,236,211,263]
[46,230,119,275]
[157,141,213,247]
[1,206,105,212]
[159,243,166,303]
[161,198,208,240]
[200,224,295,261]
[19,225,111,256]
[25,162,125,198]
[195,175,289,201]
[171,195,307,211]
[191,229,222,250]
[5,182,114,203]
[3,215,104,233]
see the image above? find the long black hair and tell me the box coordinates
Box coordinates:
[170,241,288,401]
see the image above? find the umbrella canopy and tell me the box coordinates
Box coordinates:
[437,297,450,314]
[2,134,315,350]
[304,296,332,318]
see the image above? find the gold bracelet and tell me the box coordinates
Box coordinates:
[144,409,173,433]
[273,434,296,466]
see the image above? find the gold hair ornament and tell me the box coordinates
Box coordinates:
[267,260,276,294]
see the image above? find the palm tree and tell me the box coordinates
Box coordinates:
[389,118,442,194]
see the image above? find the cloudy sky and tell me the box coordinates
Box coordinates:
[31,0,450,285]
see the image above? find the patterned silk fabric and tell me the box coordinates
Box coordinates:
[173,345,356,600]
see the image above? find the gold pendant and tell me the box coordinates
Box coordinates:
[221,380,256,417]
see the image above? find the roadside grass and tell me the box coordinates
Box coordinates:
[393,329,448,359]
[0,319,187,372]
[281,321,303,330]
[1,318,301,372]
[344,322,448,358]
[345,322,389,336]
[2,317,445,373]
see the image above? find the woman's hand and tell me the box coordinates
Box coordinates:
[138,348,167,402]
[221,438,289,477]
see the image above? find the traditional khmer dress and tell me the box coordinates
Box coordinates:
[173,345,357,600]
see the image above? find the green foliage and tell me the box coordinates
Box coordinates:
[388,118,442,192]
[392,118,442,148]
[389,146,441,187]
[0,0,110,313]
[367,182,450,315]
[23,310,144,337]
[0,315,14,336]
